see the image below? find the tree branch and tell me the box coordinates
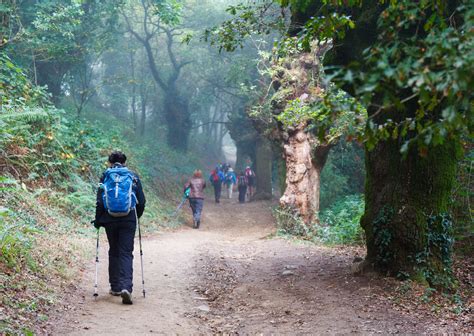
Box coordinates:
[123,4,168,90]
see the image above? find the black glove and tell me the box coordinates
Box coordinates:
[91,220,100,230]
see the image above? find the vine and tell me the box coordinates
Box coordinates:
[372,206,395,268]
[413,213,455,288]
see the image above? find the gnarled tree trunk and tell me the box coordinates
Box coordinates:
[280,128,331,223]
[268,42,333,225]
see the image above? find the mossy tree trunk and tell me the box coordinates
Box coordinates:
[361,99,459,285]
[284,0,460,286]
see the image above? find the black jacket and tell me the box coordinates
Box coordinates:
[95,164,146,224]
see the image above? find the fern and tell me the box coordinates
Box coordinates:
[0,107,51,123]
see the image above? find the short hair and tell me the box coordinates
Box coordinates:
[108,151,127,164]
[193,169,202,178]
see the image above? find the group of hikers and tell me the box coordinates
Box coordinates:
[93,151,256,305]
[208,163,256,204]
[183,163,256,229]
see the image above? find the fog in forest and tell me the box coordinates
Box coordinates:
[1,0,472,334]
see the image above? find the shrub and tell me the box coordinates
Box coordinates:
[273,206,315,237]
[0,208,41,270]
[317,194,365,245]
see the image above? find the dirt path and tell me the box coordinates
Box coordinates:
[54,198,453,335]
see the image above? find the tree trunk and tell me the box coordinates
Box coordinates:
[280,128,317,224]
[163,89,190,151]
[280,127,331,224]
[36,61,65,105]
[129,51,138,133]
[235,144,246,172]
[254,136,273,200]
[276,148,287,197]
[139,93,147,137]
[361,138,459,285]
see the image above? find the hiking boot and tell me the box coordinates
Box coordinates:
[196,220,200,229]
[121,289,133,305]
[109,289,121,296]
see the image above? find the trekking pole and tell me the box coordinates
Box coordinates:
[93,227,100,298]
[172,197,187,217]
[170,187,190,218]
[136,211,146,298]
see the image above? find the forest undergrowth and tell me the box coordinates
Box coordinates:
[0,65,202,333]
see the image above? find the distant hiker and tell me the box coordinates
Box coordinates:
[94,151,146,305]
[184,169,206,229]
[224,167,237,199]
[221,162,230,174]
[237,171,248,204]
[245,166,256,201]
[209,167,224,203]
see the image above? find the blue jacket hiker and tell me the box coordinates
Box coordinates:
[209,168,224,203]
[224,167,237,199]
[94,151,146,305]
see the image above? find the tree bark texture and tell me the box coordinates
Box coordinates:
[361,137,458,285]
[279,128,330,224]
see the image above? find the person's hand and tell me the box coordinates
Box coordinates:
[91,220,100,230]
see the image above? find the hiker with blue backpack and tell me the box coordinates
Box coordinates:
[184,169,206,229]
[224,167,237,199]
[93,151,146,305]
[209,167,224,203]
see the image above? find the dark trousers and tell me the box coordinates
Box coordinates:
[238,186,247,203]
[104,220,136,292]
[213,182,221,203]
[189,198,204,222]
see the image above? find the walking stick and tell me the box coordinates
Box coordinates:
[93,227,100,298]
[171,187,191,218]
[136,211,146,298]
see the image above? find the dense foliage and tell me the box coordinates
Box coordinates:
[207,0,473,288]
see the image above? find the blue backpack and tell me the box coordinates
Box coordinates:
[100,167,137,217]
